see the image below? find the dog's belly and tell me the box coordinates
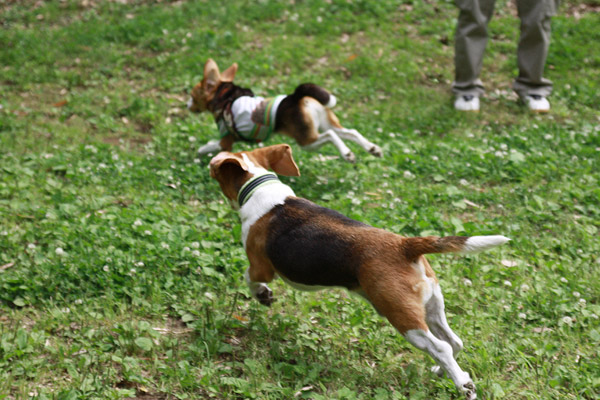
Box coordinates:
[277,274,329,292]
[265,198,368,289]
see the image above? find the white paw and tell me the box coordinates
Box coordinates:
[462,381,477,400]
[255,285,274,306]
[343,151,356,163]
[369,145,383,157]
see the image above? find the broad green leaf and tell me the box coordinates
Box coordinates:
[134,337,153,351]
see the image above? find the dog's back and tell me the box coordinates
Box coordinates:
[283,83,336,108]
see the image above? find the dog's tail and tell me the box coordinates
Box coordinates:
[290,83,337,108]
[402,235,509,261]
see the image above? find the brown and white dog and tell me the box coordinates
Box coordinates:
[209,144,510,400]
[188,59,382,163]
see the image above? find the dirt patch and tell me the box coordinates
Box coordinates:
[116,380,172,399]
[563,1,600,18]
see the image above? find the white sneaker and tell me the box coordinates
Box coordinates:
[454,95,480,112]
[524,94,550,112]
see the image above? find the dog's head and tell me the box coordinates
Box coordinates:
[209,144,300,209]
[187,59,238,113]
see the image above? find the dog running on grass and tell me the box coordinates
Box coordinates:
[187,59,382,163]
[209,143,510,400]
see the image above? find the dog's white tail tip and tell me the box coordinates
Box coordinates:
[463,235,510,253]
[326,95,337,108]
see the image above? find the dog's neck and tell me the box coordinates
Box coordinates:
[237,172,280,207]
[239,181,295,248]
[237,160,295,249]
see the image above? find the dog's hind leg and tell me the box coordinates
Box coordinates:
[333,127,383,158]
[320,108,382,157]
[403,329,477,400]
[297,98,355,162]
[425,283,464,376]
[301,130,356,163]
[359,265,475,400]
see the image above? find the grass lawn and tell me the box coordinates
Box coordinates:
[1,0,599,399]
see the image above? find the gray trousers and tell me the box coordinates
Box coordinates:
[452,0,559,98]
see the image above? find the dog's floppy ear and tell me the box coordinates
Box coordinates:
[203,59,221,91]
[209,152,248,180]
[220,62,238,82]
[257,144,301,177]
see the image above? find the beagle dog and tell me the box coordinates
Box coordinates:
[188,59,382,163]
[209,144,509,400]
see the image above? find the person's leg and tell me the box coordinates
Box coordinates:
[513,0,559,109]
[453,0,496,98]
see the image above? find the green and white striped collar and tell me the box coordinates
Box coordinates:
[237,172,280,207]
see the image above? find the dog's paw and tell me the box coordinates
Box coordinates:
[343,151,356,163]
[197,148,217,157]
[369,145,383,158]
[461,381,477,400]
[197,140,223,157]
[256,286,275,307]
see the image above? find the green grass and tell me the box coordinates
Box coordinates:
[1,0,599,399]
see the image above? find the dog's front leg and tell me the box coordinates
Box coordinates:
[197,139,223,157]
[244,231,276,306]
[244,267,275,306]
[219,134,235,152]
